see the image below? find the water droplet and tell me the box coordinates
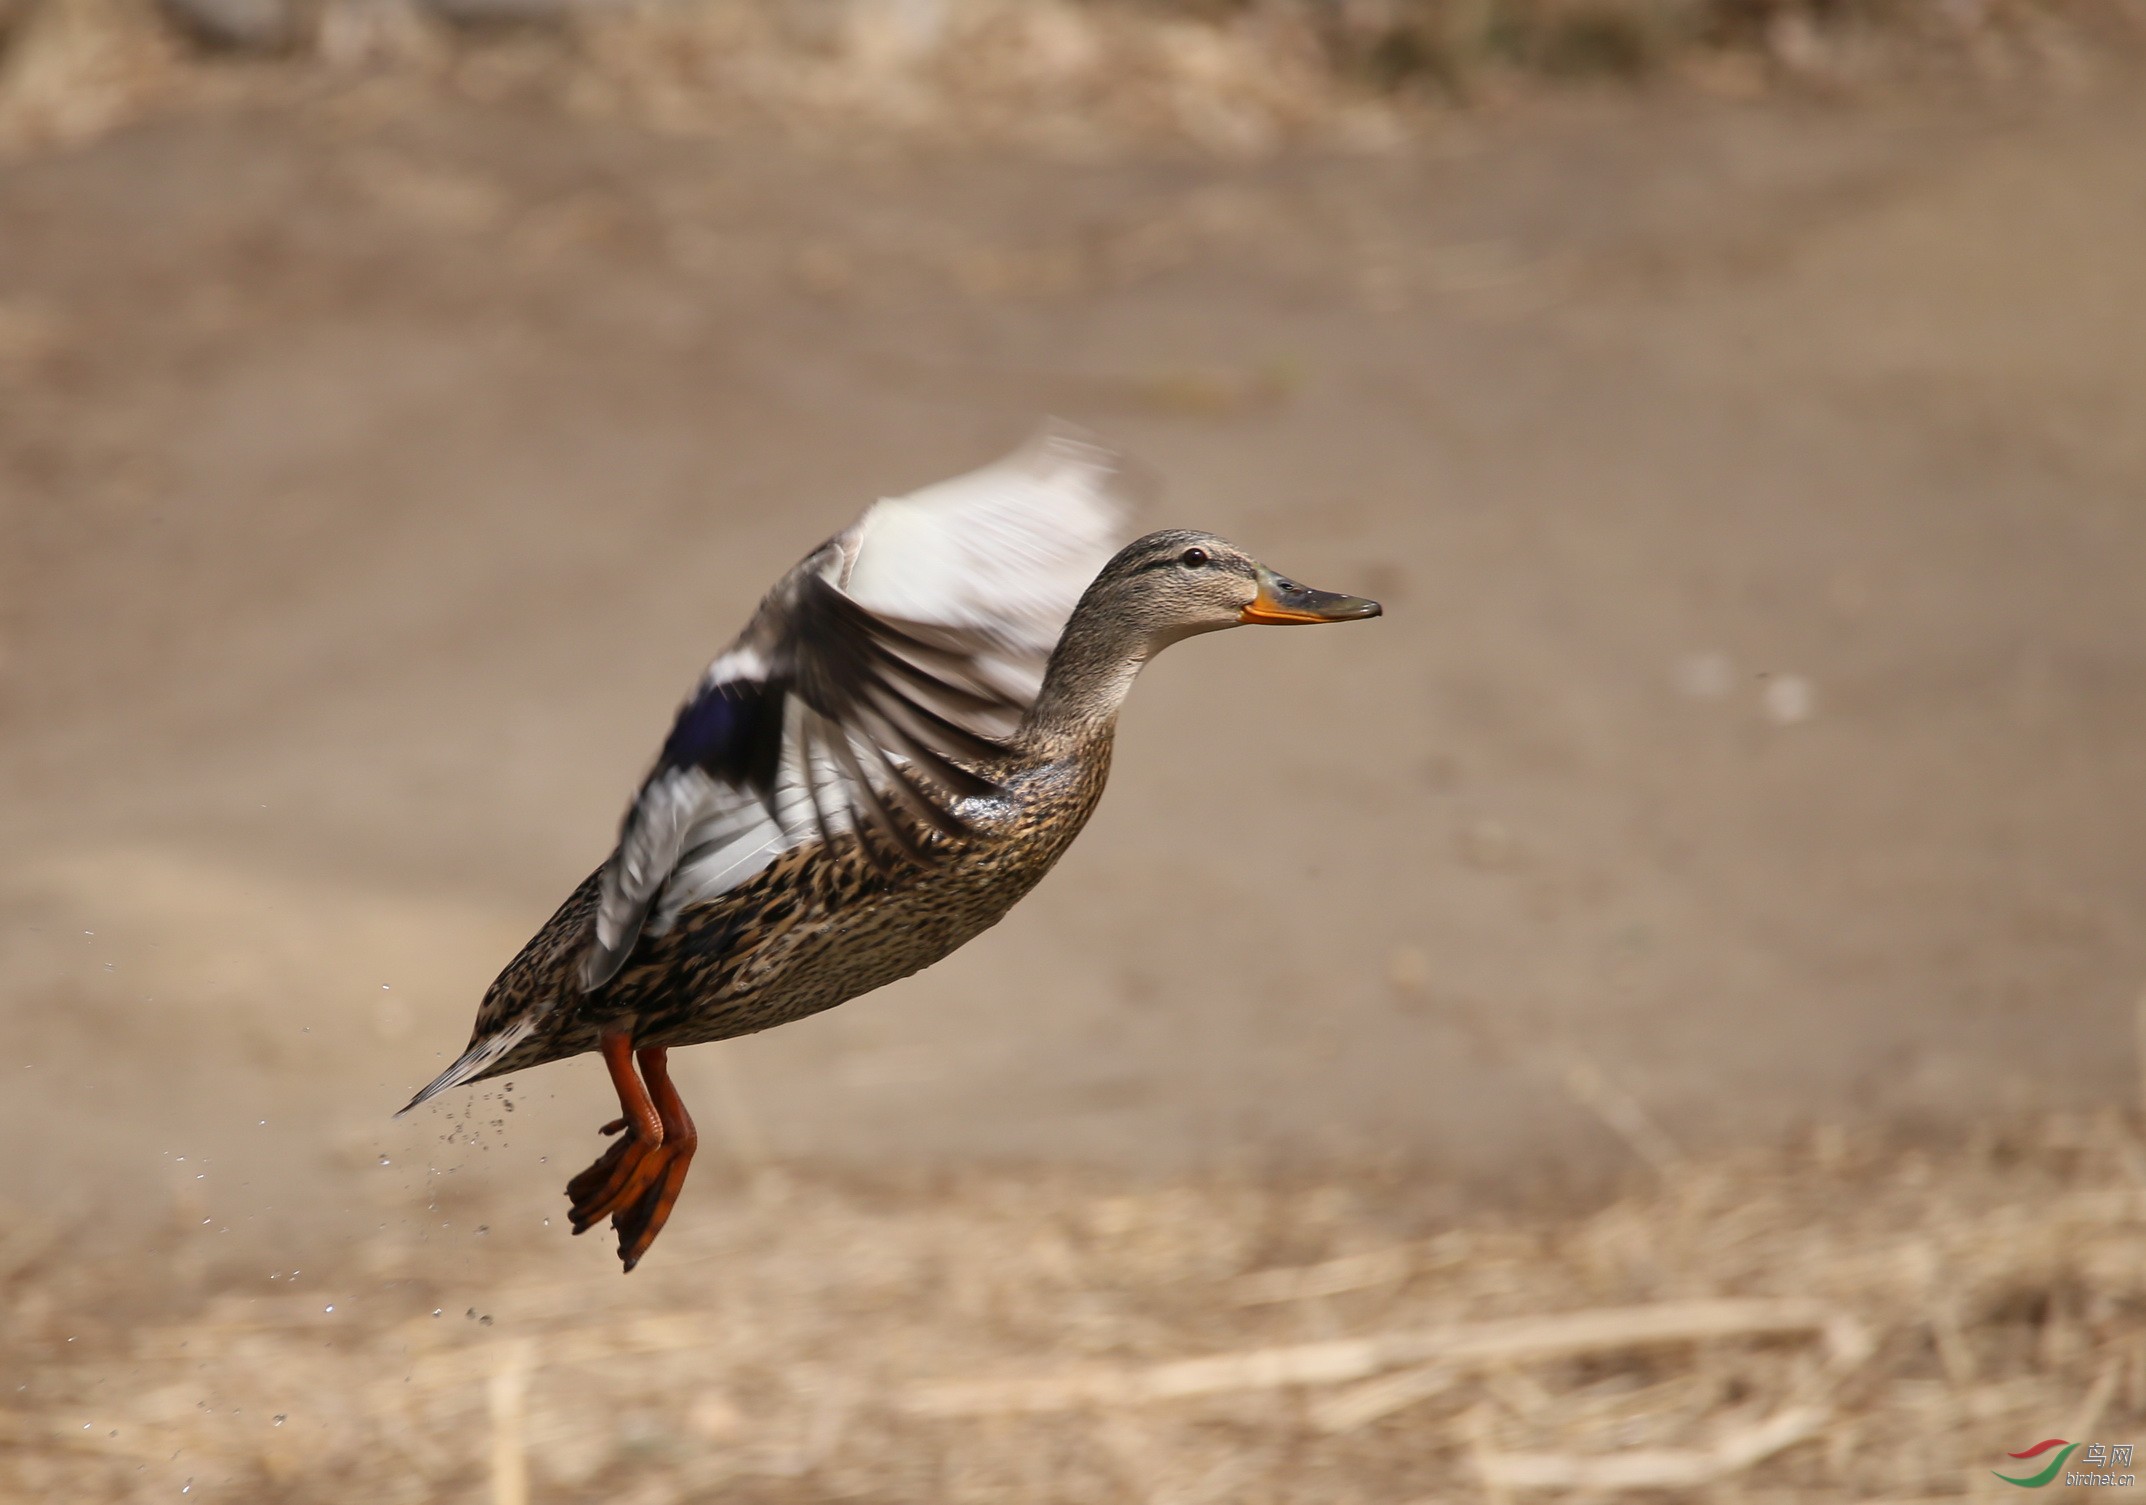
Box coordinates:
[466,1308,477,1320]
[377,1156,390,1166]
[381,984,391,990]
[474,1225,488,1236]
[323,1304,334,1313]
[541,1218,550,1228]
[431,1309,442,1318]
[479,1315,493,1326]
[272,1414,287,1426]
[538,1156,547,1165]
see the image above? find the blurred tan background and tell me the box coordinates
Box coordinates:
[6,2,2146,1500]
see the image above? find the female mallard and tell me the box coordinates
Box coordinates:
[402,426,1379,1270]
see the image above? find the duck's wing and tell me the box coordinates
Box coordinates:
[581,423,1138,991]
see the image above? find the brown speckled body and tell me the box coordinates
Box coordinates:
[463,732,1112,1081]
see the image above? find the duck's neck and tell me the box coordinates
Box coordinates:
[1017,608,1156,758]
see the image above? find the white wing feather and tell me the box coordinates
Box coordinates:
[841,426,1133,703]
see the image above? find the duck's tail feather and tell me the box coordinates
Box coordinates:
[396,1017,538,1117]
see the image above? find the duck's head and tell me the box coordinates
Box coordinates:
[1084,529,1383,651]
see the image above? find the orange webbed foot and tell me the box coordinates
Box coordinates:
[562,1036,701,1271]
[565,1130,656,1233]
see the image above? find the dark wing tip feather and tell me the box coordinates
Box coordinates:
[778,573,1011,866]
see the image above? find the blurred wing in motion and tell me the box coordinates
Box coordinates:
[580,423,1138,990]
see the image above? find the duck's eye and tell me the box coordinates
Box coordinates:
[1180,547,1209,568]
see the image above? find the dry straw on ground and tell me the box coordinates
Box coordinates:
[1,0,2140,157]
[9,1112,2146,1502]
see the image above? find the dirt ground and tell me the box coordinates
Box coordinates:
[4,63,2146,1501]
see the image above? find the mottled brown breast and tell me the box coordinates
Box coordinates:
[582,741,1113,1053]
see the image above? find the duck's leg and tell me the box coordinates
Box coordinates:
[564,1034,699,1270]
[608,1047,698,1272]
[565,1032,664,1237]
